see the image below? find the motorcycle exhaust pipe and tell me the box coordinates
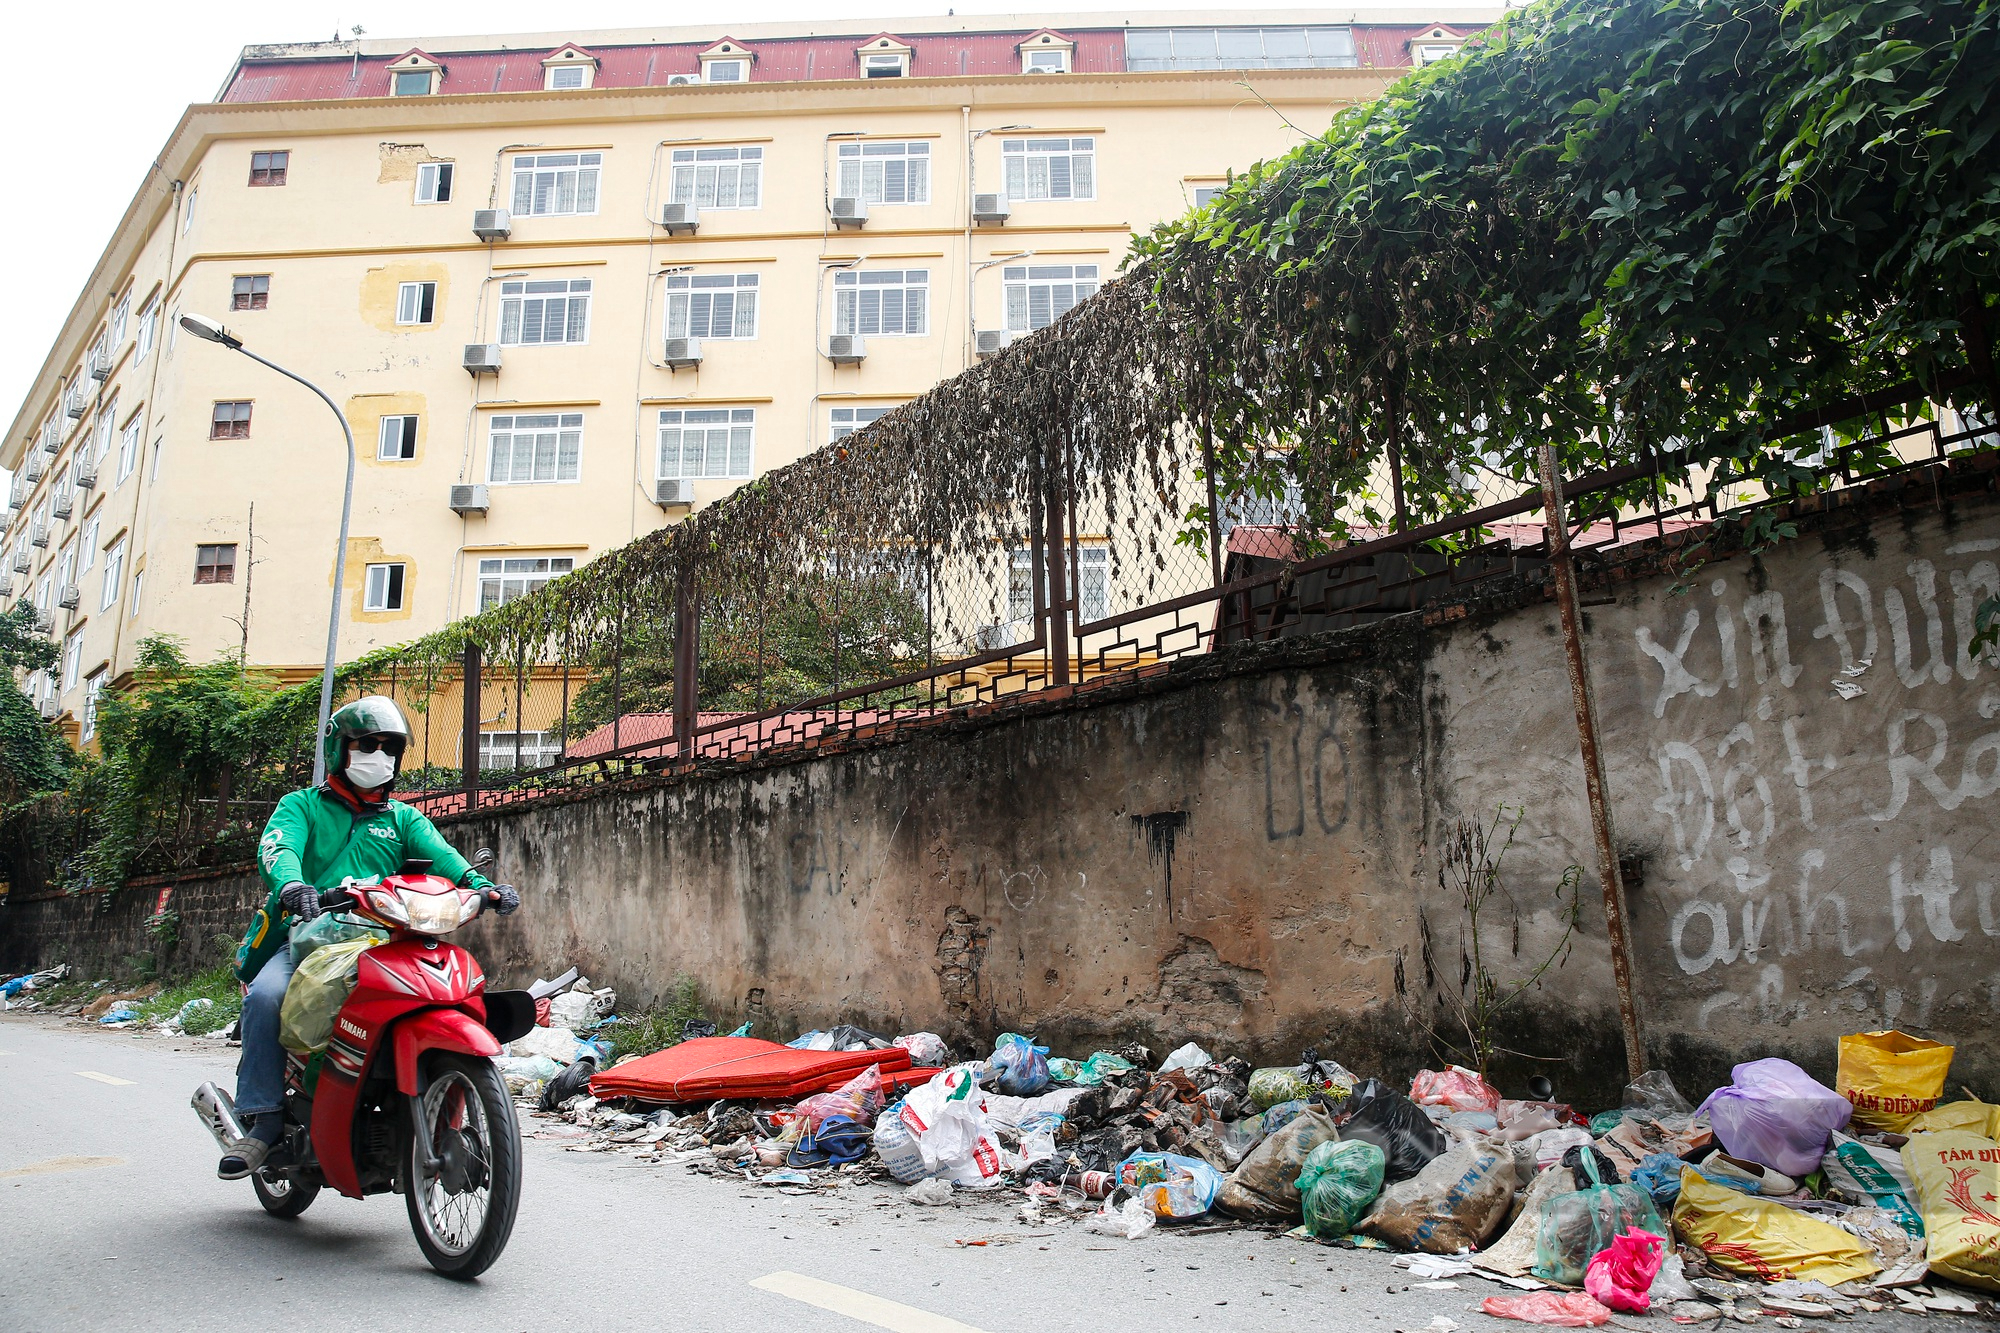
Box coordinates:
[191,1081,247,1150]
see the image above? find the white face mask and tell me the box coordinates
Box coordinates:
[345,748,397,791]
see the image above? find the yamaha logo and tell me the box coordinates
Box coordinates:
[337,1016,369,1041]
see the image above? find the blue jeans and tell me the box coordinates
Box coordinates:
[235,946,297,1118]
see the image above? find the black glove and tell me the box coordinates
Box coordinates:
[485,884,520,916]
[278,882,321,923]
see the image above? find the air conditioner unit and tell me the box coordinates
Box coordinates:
[659,201,700,235]
[9,549,27,573]
[72,459,98,490]
[472,209,512,241]
[50,491,72,520]
[826,334,868,364]
[667,73,699,86]
[0,578,10,600]
[32,608,54,635]
[24,457,45,483]
[88,346,113,381]
[64,383,88,419]
[40,422,61,454]
[56,584,80,611]
[662,336,703,368]
[29,524,49,549]
[462,344,503,376]
[653,478,695,509]
[448,483,490,516]
[38,695,59,719]
[974,329,1012,358]
[971,193,1011,224]
[7,477,25,507]
[829,197,868,229]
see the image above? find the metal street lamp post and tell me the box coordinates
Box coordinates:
[179,313,355,785]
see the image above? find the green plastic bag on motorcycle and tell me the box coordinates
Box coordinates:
[278,936,380,1054]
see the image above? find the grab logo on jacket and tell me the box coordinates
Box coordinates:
[367,824,398,841]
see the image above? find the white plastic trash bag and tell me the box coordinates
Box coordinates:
[507,1024,585,1064]
[898,1065,1007,1189]
[547,986,615,1030]
[1159,1042,1215,1074]
[1085,1197,1158,1240]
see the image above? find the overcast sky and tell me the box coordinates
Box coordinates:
[0,0,1395,427]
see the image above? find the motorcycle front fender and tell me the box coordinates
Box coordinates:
[392,1005,502,1095]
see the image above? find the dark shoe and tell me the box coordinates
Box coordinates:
[217,1136,270,1180]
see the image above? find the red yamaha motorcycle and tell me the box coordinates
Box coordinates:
[192,858,537,1278]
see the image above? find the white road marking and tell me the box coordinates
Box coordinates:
[0,1155,125,1179]
[751,1272,993,1333]
[74,1071,136,1086]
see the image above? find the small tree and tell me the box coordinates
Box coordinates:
[0,604,67,811]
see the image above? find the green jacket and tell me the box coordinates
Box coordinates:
[234,784,493,982]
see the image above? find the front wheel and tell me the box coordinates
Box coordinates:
[252,1168,320,1218]
[403,1053,521,1279]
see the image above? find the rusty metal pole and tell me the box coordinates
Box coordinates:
[460,639,482,813]
[1538,444,1646,1084]
[673,559,699,762]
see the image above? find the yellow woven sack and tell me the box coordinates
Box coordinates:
[277,936,377,1054]
[1672,1170,1880,1286]
[1836,1030,1954,1132]
[1902,1131,2000,1292]
[1908,1101,2000,1139]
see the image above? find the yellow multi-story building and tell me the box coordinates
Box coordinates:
[2,10,1491,764]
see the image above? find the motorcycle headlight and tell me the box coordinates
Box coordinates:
[399,888,481,935]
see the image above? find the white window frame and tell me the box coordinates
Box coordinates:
[498,278,592,346]
[100,539,124,611]
[362,562,406,612]
[836,141,930,206]
[478,729,561,771]
[657,407,755,482]
[545,64,590,90]
[829,405,894,441]
[392,69,436,97]
[378,414,419,461]
[668,146,762,211]
[129,569,142,617]
[94,397,117,462]
[833,269,929,337]
[509,152,602,217]
[861,51,908,78]
[1123,26,1360,72]
[111,295,130,346]
[477,556,575,611]
[1003,263,1099,334]
[62,631,83,692]
[118,419,141,481]
[1023,47,1071,74]
[80,518,99,572]
[1192,184,1223,209]
[81,667,106,743]
[487,413,583,485]
[395,281,438,326]
[1002,138,1095,202]
[183,188,197,233]
[56,542,74,595]
[702,58,747,83]
[135,301,157,364]
[665,273,759,341]
[415,161,454,204]
[1008,543,1107,622]
[1411,41,1463,66]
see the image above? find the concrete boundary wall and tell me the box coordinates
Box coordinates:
[8,464,1998,1106]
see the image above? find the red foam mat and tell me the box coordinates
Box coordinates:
[590,1036,913,1103]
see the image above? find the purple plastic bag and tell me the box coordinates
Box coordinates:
[1695,1058,1852,1178]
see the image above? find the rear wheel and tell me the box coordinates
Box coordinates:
[252,1168,320,1218]
[403,1053,520,1279]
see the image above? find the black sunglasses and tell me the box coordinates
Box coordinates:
[352,735,407,757]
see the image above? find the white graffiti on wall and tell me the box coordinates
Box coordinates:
[1636,536,2000,1029]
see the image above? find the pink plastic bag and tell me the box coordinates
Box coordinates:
[1411,1065,1502,1113]
[792,1064,887,1129]
[1584,1227,1664,1313]
[1479,1293,1613,1326]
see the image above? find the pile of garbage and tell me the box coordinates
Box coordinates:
[515,1018,1998,1323]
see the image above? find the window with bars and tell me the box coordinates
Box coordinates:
[378,414,419,461]
[829,405,894,440]
[415,161,454,203]
[249,150,290,186]
[658,408,754,480]
[194,544,237,584]
[1003,264,1099,333]
[669,146,761,210]
[1008,544,1108,621]
[478,730,561,771]
[836,141,930,205]
[1002,138,1095,201]
[510,152,601,216]
[1123,26,1358,70]
[498,279,591,345]
[833,270,929,337]
[396,281,438,325]
[210,401,252,439]
[487,413,582,484]
[665,273,758,340]
[363,562,406,611]
[478,556,575,611]
[231,275,270,311]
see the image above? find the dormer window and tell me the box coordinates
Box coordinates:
[1018,31,1075,74]
[388,51,444,96]
[856,37,913,78]
[542,46,598,90]
[700,41,753,84]
[1409,28,1467,65]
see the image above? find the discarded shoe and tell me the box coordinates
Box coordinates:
[1704,1152,1797,1195]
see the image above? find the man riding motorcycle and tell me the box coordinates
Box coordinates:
[220,695,518,1180]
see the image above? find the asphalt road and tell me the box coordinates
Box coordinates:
[0,1014,1981,1333]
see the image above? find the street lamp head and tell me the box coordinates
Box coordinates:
[178,313,242,350]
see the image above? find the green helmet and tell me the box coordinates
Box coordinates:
[322,694,411,778]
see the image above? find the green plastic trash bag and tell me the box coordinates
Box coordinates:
[1297,1139,1387,1238]
[1532,1147,1666,1285]
[1248,1067,1312,1110]
[290,910,389,964]
[1073,1052,1135,1086]
[278,936,379,1054]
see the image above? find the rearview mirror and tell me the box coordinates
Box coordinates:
[470,847,496,870]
